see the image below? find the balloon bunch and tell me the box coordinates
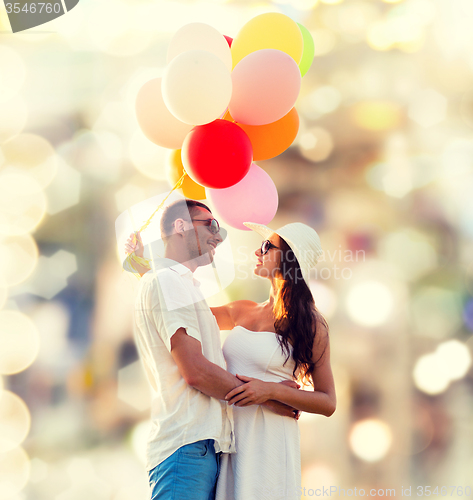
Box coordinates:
[135,13,315,231]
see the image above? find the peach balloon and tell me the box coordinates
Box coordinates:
[224,108,299,161]
[228,49,301,126]
[135,78,193,150]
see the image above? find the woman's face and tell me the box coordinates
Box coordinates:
[254,233,282,280]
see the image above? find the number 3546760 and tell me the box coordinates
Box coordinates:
[5,3,61,14]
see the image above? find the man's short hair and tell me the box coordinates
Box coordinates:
[160,199,211,238]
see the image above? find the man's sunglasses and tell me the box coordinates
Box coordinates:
[191,218,221,235]
[261,240,279,255]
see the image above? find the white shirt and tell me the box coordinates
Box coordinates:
[133,257,235,471]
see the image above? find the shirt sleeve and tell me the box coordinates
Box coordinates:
[144,270,203,353]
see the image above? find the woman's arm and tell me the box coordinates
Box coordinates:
[225,321,336,417]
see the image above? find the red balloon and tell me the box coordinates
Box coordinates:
[182,119,253,189]
[224,35,233,47]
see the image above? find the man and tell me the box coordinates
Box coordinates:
[127,199,297,500]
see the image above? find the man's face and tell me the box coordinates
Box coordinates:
[185,207,223,266]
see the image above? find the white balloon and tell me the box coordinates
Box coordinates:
[162,50,232,126]
[167,23,232,72]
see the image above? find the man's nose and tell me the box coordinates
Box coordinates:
[215,231,223,244]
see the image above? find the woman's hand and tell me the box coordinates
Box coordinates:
[125,231,144,258]
[225,374,274,406]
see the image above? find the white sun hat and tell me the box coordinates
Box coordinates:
[243,222,323,286]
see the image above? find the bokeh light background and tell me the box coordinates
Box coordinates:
[1,0,473,498]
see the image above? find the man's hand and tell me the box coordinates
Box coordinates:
[125,231,144,258]
[275,380,301,419]
[279,379,300,390]
[263,400,301,419]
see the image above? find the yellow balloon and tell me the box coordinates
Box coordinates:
[167,150,206,200]
[231,13,304,68]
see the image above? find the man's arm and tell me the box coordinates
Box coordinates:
[170,328,243,400]
[170,329,298,418]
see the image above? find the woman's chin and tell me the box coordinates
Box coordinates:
[254,265,268,278]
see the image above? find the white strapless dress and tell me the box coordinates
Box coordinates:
[216,326,301,500]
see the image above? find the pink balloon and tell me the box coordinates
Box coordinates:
[208,163,278,230]
[229,49,301,126]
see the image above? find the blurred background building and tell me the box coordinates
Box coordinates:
[1,0,473,498]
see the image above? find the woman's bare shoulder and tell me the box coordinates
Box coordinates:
[228,299,259,310]
[227,300,259,320]
[211,300,259,329]
[212,300,257,311]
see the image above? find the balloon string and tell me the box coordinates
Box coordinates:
[139,171,187,233]
[124,171,187,278]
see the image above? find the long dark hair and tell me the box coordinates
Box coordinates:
[273,237,329,386]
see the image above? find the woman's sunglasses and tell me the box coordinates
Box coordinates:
[261,240,279,255]
[192,218,220,235]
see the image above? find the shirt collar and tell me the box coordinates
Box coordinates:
[154,257,201,287]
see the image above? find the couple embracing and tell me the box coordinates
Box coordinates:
[126,198,336,500]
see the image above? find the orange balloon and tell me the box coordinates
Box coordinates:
[167,149,206,200]
[223,108,299,161]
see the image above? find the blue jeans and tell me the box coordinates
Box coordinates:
[148,439,221,500]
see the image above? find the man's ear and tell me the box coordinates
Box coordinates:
[173,218,187,235]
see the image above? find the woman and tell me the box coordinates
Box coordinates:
[125,219,336,500]
[211,221,336,500]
